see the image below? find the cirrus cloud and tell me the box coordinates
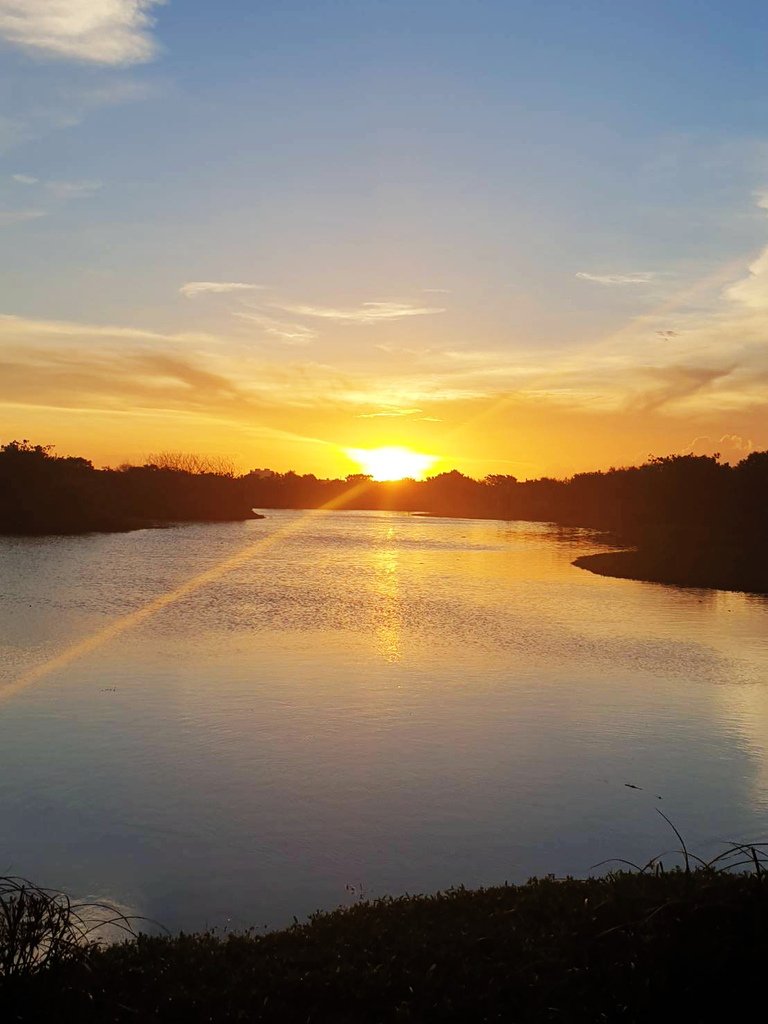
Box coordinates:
[271,300,446,324]
[575,271,656,286]
[45,178,102,200]
[233,310,318,346]
[0,208,46,225]
[180,281,266,299]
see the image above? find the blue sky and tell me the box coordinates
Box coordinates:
[1,1,767,475]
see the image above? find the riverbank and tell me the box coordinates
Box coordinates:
[1,512,265,537]
[6,868,768,1022]
[574,547,768,596]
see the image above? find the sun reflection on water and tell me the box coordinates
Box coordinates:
[371,525,403,663]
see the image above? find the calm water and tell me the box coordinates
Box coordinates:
[1,511,767,932]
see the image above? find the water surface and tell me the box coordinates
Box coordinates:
[1,511,766,931]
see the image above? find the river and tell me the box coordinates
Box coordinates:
[0,511,766,932]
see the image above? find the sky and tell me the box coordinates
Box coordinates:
[1,0,768,479]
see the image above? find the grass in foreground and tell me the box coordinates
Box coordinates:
[4,845,768,1023]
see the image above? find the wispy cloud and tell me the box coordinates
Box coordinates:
[1,283,767,449]
[45,178,102,200]
[0,0,165,66]
[627,365,736,414]
[575,271,656,286]
[375,343,435,357]
[234,310,317,346]
[0,176,101,228]
[0,208,45,225]
[0,313,275,424]
[0,312,213,345]
[181,281,266,298]
[0,312,345,424]
[1,77,153,153]
[357,407,423,419]
[272,300,446,324]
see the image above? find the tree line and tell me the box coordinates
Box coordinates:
[1,439,766,556]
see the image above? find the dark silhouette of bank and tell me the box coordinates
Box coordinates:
[2,439,767,593]
[0,441,260,534]
[6,865,768,1023]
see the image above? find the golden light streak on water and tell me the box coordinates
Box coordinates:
[0,481,370,704]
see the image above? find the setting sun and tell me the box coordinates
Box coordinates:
[345,446,437,481]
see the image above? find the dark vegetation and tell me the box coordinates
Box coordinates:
[0,441,257,534]
[2,438,767,592]
[5,847,768,1023]
[0,877,137,979]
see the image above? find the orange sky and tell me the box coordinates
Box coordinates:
[2,259,767,479]
[0,324,763,480]
[1,249,767,479]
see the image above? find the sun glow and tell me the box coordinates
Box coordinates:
[345,446,437,481]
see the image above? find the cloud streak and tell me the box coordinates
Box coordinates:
[576,271,656,286]
[233,310,317,345]
[357,407,423,418]
[628,365,736,414]
[181,281,265,298]
[45,178,103,200]
[0,208,45,225]
[0,312,213,345]
[272,300,446,324]
[0,0,165,66]
[1,300,765,427]
[1,177,102,225]
[1,77,153,153]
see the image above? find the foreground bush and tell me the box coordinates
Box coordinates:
[4,862,768,1022]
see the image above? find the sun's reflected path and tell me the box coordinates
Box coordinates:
[0,481,372,704]
[371,525,403,663]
